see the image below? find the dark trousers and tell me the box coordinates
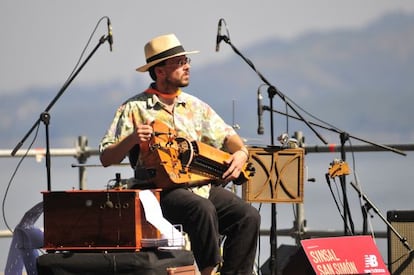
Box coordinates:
[160,185,260,274]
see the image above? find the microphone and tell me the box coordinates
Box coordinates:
[257,89,264,135]
[215,19,223,52]
[107,18,113,51]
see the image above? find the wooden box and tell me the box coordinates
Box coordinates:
[43,189,161,251]
[243,147,304,203]
[167,265,197,275]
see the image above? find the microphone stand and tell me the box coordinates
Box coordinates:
[219,34,327,275]
[348,180,413,273]
[266,107,412,251]
[11,34,111,191]
[339,132,355,235]
[263,106,406,156]
[218,23,408,273]
[266,106,406,234]
[267,106,407,230]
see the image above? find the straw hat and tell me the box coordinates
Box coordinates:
[136,33,199,72]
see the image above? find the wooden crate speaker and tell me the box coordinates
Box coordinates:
[43,190,161,251]
[243,147,304,203]
[387,210,414,274]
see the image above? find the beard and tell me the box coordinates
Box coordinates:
[166,74,190,88]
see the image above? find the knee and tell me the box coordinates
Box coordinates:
[192,199,217,220]
[177,197,217,227]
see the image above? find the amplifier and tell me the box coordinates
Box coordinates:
[387,210,414,274]
[43,189,161,251]
[243,147,304,203]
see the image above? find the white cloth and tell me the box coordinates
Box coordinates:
[5,202,43,275]
[139,190,185,247]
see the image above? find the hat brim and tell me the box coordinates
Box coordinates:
[136,50,199,72]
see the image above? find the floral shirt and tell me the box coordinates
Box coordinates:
[99,85,237,197]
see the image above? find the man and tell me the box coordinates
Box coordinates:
[99,33,260,275]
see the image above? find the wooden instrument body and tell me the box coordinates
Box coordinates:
[137,121,254,189]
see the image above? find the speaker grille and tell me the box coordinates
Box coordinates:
[387,210,414,274]
[243,147,304,203]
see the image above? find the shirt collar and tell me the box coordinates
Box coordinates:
[145,84,186,108]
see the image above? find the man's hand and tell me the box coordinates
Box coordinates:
[133,118,153,144]
[222,148,248,183]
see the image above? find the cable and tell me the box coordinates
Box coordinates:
[348,138,376,239]
[325,173,354,235]
[2,123,40,232]
[2,16,110,232]
[63,16,109,87]
[277,87,343,135]
[256,202,262,275]
[285,105,289,140]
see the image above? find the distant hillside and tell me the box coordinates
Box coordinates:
[2,11,414,150]
[191,11,414,144]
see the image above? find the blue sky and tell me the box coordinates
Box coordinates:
[1,1,414,272]
[2,0,414,94]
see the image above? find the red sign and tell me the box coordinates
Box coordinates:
[301,236,389,275]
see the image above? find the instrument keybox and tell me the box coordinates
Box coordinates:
[43,189,161,251]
